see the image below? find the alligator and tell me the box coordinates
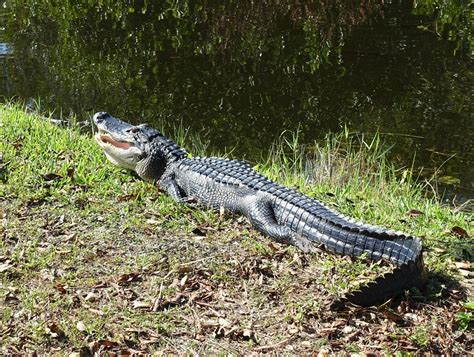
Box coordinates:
[93,112,426,306]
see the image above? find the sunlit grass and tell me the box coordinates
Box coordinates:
[0,103,471,354]
[259,127,471,262]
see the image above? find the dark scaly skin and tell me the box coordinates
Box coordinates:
[94,112,426,306]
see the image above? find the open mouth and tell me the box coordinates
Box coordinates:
[97,132,132,150]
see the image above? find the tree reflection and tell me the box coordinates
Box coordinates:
[1,0,472,193]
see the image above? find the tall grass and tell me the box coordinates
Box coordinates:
[257,125,472,254]
[1,102,469,249]
[262,126,413,192]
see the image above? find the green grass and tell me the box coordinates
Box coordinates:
[0,103,472,355]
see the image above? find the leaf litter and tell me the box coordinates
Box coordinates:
[1,188,472,355]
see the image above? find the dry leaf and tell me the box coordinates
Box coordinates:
[133,300,150,309]
[382,309,405,323]
[404,313,421,323]
[152,293,188,311]
[407,209,424,217]
[458,269,472,277]
[214,326,226,338]
[201,319,220,328]
[342,325,354,334]
[180,274,189,287]
[117,193,140,202]
[288,326,299,334]
[41,173,63,181]
[91,339,119,350]
[87,307,105,316]
[66,167,75,179]
[53,283,67,294]
[397,300,410,314]
[117,272,141,285]
[218,318,231,328]
[451,226,469,238]
[242,328,255,341]
[454,262,471,270]
[0,261,14,273]
[192,227,206,236]
[76,321,87,332]
[85,292,98,302]
[4,292,20,304]
[317,348,329,357]
[46,321,65,339]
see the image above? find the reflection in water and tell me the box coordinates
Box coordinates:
[0,43,11,57]
[0,0,472,201]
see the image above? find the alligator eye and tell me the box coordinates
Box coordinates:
[127,127,140,134]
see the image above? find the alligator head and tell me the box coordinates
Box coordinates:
[93,112,187,181]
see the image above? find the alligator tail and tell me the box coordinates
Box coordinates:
[290,210,426,306]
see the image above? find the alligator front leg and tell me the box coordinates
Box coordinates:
[246,196,315,253]
[159,175,189,203]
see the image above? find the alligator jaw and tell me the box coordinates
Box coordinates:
[93,112,143,170]
[96,132,133,150]
[93,112,135,150]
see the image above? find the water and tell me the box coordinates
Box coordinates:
[0,1,472,202]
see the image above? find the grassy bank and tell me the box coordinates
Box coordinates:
[1,104,472,355]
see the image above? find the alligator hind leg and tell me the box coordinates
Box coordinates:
[246,196,315,253]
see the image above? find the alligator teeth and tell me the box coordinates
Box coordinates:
[98,134,132,149]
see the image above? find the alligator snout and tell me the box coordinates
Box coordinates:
[93,111,112,123]
[93,112,136,138]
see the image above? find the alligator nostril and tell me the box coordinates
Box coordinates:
[93,112,110,122]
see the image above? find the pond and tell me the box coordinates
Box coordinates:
[0,1,472,203]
